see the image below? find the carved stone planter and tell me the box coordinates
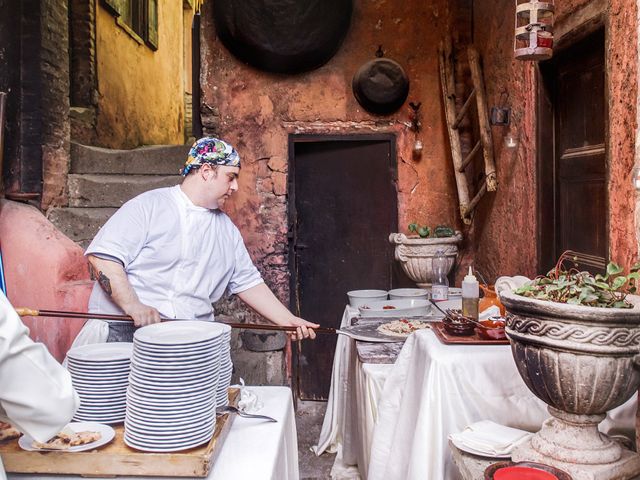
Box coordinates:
[388,232,462,287]
[501,290,640,480]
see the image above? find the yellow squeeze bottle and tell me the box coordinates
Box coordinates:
[461,266,479,320]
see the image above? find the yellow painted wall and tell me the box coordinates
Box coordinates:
[95,2,191,148]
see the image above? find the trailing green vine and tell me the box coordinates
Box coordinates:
[515,251,640,309]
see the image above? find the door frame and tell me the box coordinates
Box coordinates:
[287,133,398,400]
[536,25,609,274]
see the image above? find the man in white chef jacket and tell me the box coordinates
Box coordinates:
[74,137,318,345]
[0,291,79,477]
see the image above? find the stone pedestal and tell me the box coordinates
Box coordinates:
[513,438,640,480]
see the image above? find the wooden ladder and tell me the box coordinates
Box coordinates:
[438,38,497,224]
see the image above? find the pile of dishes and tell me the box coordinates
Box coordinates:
[66,343,133,424]
[124,321,230,452]
[215,328,233,407]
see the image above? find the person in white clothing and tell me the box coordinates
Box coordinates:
[0,291,79,475]
[81,137,318,343]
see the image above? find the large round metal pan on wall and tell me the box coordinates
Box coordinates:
[212,0,353,74]
[352,58,410,115]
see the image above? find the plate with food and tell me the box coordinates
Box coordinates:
[338,317,435,342]
[358,299,430,317]
[18,422,114,452]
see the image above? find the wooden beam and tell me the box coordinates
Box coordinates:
[452,89,476,130]
[463,181,488,218]
[468,46,497,192]
[439,38,471,224]
[459,140,481,172]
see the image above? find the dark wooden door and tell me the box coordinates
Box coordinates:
[538,30,607,273]
[289,136,397,400]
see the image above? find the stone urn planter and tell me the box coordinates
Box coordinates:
[500,289,640,480]
[388,232,462,287]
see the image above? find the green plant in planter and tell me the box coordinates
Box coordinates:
[515,251,640,308]
[408,223,455,239]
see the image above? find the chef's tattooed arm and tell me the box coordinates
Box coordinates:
[88,264,112,296]
[86,254,161,327]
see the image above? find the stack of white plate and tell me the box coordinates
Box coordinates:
[215,329,233,407]
[66,343,133,424]
[124,321,229,452]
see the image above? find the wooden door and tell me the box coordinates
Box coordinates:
[289,135,397,400]
[538,30,607,273]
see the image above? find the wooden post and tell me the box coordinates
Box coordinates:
[468,46,498,192]
[439,39,471,224]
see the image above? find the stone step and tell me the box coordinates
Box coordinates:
[68,174,181,208]
[47,207,117,249]
[71,142,190,175]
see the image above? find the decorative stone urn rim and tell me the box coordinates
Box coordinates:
[388,232,463,245]
[500,290,640,323]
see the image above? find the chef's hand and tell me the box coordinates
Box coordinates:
[124,301,161,327]
[287,317,319,341]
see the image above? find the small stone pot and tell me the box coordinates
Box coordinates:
[388,232,462,287]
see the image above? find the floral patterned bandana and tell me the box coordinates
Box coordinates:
[181,137,241,176]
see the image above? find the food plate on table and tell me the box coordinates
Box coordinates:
[19,422,115,452]
[358,299,430,317]
[339,317,438,342]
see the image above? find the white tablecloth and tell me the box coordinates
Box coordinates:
[8,386,299,480]
[315,307,637,480]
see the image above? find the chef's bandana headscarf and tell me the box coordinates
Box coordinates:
[181,137,241,176]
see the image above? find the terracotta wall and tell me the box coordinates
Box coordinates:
[94,3,192,148]
[0,200,92,361]
[200,0,459,306]
[472,0,638,280]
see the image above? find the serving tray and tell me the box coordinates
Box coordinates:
[0,388,239,477]
[431,322,510,345]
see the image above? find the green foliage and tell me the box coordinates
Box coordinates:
[408,223,454,239]
[514,252,640,309]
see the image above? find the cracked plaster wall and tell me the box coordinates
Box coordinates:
[472,0,638,279]
[200,0,458,318]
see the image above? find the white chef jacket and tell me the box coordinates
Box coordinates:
[85,185,264,322]
[0,291,79,477]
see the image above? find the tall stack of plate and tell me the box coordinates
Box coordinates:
[124,321,229,452]
[215,328,233,407]
[66,343,133,424]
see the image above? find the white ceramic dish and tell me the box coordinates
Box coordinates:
[448,435,511,459]
[66,343,133,362]
[19,422,115,452]
[388,288,429,300]
[134,321,229,346]
[347,289,388,308]
[358,299,430,317]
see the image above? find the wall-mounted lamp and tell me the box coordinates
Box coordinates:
[504,132,519,149]
[490,91,511,126]
[631,166,640,191]
[409,101,423,159]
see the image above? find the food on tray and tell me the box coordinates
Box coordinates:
[0,422,21,442]
[32,430,102,450]
[382,305,397,310]
[377,318,430,337]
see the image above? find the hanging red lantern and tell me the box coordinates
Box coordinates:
[514,0,555,61]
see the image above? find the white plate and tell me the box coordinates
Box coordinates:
[18,422,115,452]
[135,321,230,346]
[358,299,430,317]
[449,436,512,459]
[67,343,133,362]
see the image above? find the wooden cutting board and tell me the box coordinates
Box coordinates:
[431,322,510,345]
[0,388,238,477]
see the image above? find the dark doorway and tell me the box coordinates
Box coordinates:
[289,135,398,400]
[538,29,607,274]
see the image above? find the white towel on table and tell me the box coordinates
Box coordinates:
[449,420,532,456]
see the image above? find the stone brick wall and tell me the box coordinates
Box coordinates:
[40,0,71,209]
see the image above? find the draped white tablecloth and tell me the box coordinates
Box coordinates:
[8,386,299,480]
[315,307,637,480]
